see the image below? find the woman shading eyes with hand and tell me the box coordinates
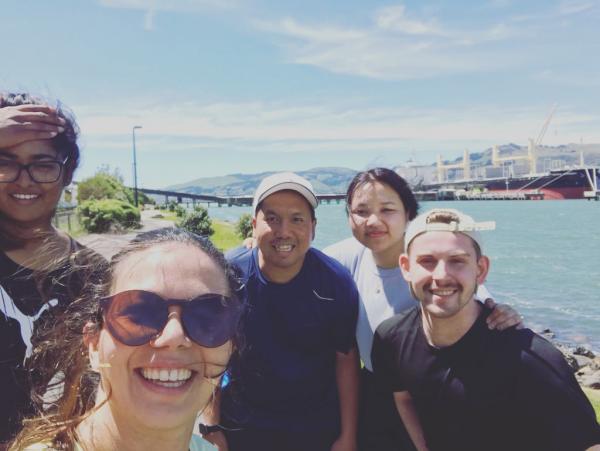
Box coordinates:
[0,92,105,447]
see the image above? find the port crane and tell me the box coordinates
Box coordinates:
[435,105,558,183]
[492,104,557,175]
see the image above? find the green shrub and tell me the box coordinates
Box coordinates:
[174,205,187,218]
[167,201,178,212]
[178,207,214,236]
[77,172,128,203]
[235,213,253,239]
[78,199,141,233]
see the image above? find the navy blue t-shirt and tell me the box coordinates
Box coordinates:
[222,247,359,433]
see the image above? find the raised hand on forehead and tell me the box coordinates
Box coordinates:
[0,104,66,148]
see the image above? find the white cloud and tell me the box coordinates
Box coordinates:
[374,5,444,36]
[256,3,532,80]
[557,0,598,15]
[74,98,600,155]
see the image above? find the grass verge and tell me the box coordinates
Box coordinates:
[55,211,85,238]
[155,209,179,222]
[583,388,600,422]
[211,220,242,252]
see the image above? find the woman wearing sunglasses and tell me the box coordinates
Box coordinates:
[10,227,242,450]
[0,93,105,446]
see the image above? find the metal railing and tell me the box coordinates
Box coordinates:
[53,207,78,232]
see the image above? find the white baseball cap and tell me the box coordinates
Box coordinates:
[404,208,495,252]
[252,172,318,217]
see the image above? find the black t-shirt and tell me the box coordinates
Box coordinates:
[0,241,104,442]
[372,304,600,451]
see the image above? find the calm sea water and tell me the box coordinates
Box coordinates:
[206,200,600,351]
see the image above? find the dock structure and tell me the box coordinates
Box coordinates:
[455,190,545,201]
[137,187,345,207]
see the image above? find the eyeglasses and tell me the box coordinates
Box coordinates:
[100,290,242,348]
[0,157,69,183]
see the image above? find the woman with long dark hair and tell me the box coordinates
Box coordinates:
[0,93,104,445]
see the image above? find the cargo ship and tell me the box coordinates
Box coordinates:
[422,167,600,200]
[483,167,600,199]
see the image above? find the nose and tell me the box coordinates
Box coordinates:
[14,166,35,186]
[432,260,449,280]
[275,218,291,238]
[365,213,381,226]
[151,306,192,349]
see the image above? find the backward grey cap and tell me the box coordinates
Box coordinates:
[404,208,495,251]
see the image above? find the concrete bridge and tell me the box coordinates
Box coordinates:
[138,187,346,207]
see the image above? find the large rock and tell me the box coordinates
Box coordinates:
[565,354,579,372]
[573,354,593,369]
[573,346,596,358]
[580,372,600,389]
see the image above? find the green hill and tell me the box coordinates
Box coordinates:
[166,167,358,196]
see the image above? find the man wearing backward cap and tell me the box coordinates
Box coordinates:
[372,208,600,451]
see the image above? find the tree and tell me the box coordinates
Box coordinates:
[235,213,253,239]
[77,172,128,203]
[77,168,154,205]
[178,206,214,236]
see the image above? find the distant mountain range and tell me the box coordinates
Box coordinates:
[167,143,600,195]
[167,167,358,196]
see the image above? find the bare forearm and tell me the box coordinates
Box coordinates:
[394,391,429,451]
[335,347,360,442]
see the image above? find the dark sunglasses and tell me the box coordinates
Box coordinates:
[99,290,241,348]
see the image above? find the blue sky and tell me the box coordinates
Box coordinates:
[2,0,599,188]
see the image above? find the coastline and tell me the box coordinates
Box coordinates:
[76,210,600,412]
[540,328,600,391]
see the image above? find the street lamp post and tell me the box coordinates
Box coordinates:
[132,126,142,207]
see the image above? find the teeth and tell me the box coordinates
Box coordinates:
[275,244,293,251]
[12,193,39,200]
[141,368,192,384]
[433,289,455,296]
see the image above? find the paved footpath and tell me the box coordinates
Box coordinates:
[78,209,174,260]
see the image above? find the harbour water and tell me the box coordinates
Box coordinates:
[206,200,600,351]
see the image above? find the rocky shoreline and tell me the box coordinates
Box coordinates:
[540,329,600,390]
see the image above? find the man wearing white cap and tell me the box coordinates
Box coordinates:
[372,208,600,451]
[212,172,360,451]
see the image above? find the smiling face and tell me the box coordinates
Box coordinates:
[253,190,316,283]
[400,231,489,320]
[348,181,409,268]
[91,242,233,432]
[0,140,65,227]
